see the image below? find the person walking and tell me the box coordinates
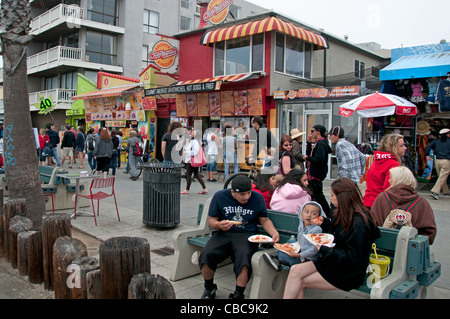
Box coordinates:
[328,126,366,184]
[110,129,120,175]
[277,135,295,176]
[45,123,61,166]
[290,128,306,170]
[38,128,49,165]
[93,128,113,178]
[304,124,332,217]
[181,127,208,194]
[85,128,98,174]
[74,126,86,169]
[161,121,184,163]
[223,124,238,180]
[61,125,76,168]
[126,130,141,181]
[426,128,450,200]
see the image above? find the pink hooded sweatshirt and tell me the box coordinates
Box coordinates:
[270,183,311,214]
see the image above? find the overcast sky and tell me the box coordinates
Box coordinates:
[246,0,450,49]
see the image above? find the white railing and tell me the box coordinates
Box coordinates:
[29,89,76,111]
[27,46,84,73]
[30,3,85,33]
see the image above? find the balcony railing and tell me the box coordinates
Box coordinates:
[30,3,85,34]
[27,46,83,74]
[29,89,76,111]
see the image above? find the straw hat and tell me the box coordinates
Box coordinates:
[290,128,306,139]
[417,121,431,135]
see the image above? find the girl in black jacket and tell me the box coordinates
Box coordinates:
[283,178,380,298]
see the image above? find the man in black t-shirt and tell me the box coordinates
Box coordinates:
[198,175,279,299]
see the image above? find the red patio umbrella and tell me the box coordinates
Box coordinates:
[339,92,417,118]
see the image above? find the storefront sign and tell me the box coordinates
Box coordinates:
[274,86,360,100]
[105,120,126,127]
[176,88,264,117]
[148,40,178,69]
[84,92,146,122]
[34,94,55,114]
[143,96,157,110]
[204,0,233,25]
[144,81,217,96]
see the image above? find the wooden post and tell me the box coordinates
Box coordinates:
[128,273,176,299]
[42,213,72,290]
[3,199,26,263]
[86,269,102,299]
[25,231,44,284]
[52,236,88,299]
[0,188,4,257]
[69,256,100,299]
[99,237,151,299]
[8,215,33,269]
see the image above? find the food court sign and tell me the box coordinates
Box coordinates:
[204,0,233,25]
[148,40,178,69]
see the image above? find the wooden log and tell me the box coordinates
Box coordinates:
[86,269,102,299]
[3,199,26,263]
[0,215,4,258]
[128,273,176,299]
[99,237,151,299]
[69,256,100,299]
[17,231,33,276]
[42,213,72,290]
[52,236,88,299]
[8,215,33,269]
[26,231,44,284]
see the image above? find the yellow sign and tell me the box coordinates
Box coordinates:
[204,0,233,25]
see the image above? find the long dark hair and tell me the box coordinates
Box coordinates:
[331,178,377,233]
[277,169,311,195]
[253,172,275,195]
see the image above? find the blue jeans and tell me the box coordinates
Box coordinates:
[223,152,238,180]
[87,152,97,171]
[50,147,61,166]
[110,150,118,175]
[206,154,218,172]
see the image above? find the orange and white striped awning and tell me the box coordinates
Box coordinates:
[200,16,328,49]
[175,72,264,86]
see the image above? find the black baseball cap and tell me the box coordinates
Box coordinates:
[231,175,252,193]
[329,126,345,138]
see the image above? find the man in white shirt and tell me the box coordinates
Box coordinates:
[205,127,221,182]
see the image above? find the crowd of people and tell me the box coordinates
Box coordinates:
[188,117,441,300]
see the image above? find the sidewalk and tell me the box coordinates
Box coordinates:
[59,164,450,299]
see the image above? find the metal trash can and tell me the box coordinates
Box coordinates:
[141,162,184,228]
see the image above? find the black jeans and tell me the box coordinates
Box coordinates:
[308,179,331,217]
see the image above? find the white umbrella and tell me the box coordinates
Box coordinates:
[339,92,417,118]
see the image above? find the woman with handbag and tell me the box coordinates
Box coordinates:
[181,127,208,195]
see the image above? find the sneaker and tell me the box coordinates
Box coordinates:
[430,192,439,200]
[201,284,217,299]
[263,253,280,271]
[228,291,245,299]
[209,179,217,182]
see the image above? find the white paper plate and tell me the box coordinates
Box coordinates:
[304,233,335,247]
[248,234,273,243]
[273,242,300,254]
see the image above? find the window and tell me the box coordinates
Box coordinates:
[229,5,241,19]
[214,34,264,76]
[143,10,159,34]
[86,31,117,65]
[180,16,191,31]
[354,60,365,79]
[180,0,191,9]
[142,45,150,68]
[275,33,313,79]
[87,0,118,25]
[60,71,78,89]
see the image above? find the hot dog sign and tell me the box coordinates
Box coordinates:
[148,40,179,69]
[204,0,233,25]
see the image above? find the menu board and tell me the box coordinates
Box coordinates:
[197,93,210,116]
[186,94,198,117]
[209,92,221,116]
[220,91,234,116]
[176,94,187,117]
[247,88,264,116]
[176,88,264,117]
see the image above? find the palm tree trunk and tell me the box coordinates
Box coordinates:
[1,0,46,230]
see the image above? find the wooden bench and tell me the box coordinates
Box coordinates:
[171,198,441,299]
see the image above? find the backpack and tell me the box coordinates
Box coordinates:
[87,136,95,152]
[382,192,422,229]
[133,142,143,157]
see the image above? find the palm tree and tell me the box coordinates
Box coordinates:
[1,0,46,230]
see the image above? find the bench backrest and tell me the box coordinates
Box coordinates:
[257,210,299,243]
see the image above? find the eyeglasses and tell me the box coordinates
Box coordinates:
[310,129,316,133]
[283,143,293,147]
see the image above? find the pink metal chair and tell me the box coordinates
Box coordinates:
[74,176,120,226]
